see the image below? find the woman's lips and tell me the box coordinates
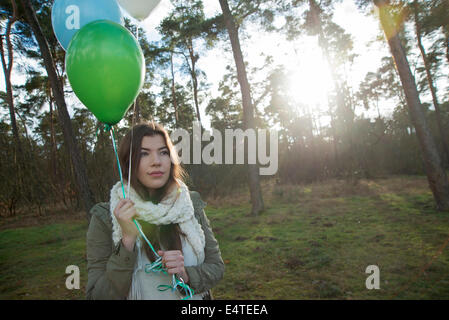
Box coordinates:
[149,172,163,177]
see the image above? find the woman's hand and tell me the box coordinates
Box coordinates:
[113,199,139,251]
[158,250,189,284]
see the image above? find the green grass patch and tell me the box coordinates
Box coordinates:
[0,221,88,299]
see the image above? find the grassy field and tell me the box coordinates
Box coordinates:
[1,175,449,299]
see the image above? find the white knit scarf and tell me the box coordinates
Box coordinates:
[109,179,205,264]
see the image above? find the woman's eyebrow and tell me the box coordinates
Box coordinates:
[141,146,168,151]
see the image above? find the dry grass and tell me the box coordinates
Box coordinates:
[261,175,431,204]
[0,205,86,232]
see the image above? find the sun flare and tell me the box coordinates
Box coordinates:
[286,50,334,111]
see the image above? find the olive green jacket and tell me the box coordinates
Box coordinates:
[86,191,224,300]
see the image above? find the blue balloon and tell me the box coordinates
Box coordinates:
[51,0,124,50]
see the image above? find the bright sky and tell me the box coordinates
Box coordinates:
[137,0,390,129]
[0,0,398,130]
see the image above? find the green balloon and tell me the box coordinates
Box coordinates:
[66,20,144,125]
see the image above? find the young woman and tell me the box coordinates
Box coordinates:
[86,122,224,300]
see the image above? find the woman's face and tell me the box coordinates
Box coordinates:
[137,135,172,192]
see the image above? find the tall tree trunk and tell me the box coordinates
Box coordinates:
[170,51,179,126]
[219,0,264,216]
[0,0,22,166]
[15,111,30,150]
[49,96,58,183]
[20,0,96,220]
[49,96,60,207]
[187,38,202,126]
[134,98,141,123]
[413,0,449,167]
[329,112,339,173]
[375,0,449,211]
[444,30,449,63]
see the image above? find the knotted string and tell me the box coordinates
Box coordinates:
[132,208,194,300]
[107,124,194,300]
[157,275,195,300]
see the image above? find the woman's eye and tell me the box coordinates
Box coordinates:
[161,150,169,156]
[140,151,148,157]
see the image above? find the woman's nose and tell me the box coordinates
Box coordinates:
[151,153,161,165]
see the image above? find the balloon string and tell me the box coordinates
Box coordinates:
[109,126,126,199]
[127,24,139,197]
[109,125,151,255]
[127,118,134,196]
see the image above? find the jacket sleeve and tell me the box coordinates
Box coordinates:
[85,203,137,300]
[185,192,225,294]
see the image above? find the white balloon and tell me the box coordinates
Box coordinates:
[117,0,162,21]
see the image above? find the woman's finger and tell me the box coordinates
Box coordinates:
[120,200,134,212]
[119,198,132,207]
[122,208,138,221]
[167,267,180,275]
[165,260,183,268]
[164,256,183,266]
[114,200,126,216]
[116,200,125,210]
[162,250,182,258]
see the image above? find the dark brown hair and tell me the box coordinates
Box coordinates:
[116,121,188,262]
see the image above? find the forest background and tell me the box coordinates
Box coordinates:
[1,0,449,299]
